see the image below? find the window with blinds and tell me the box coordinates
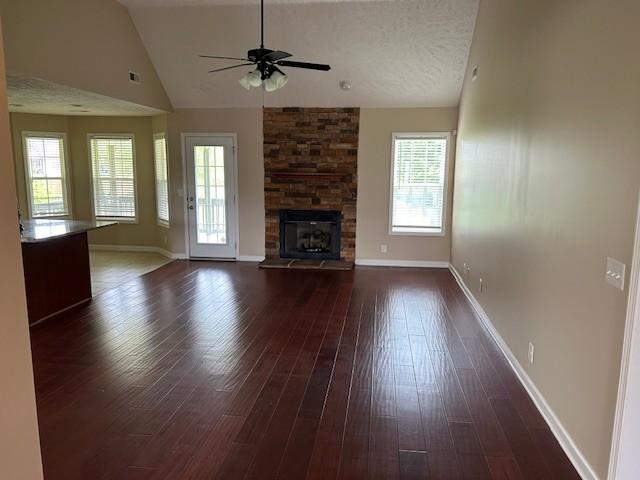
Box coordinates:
[390,134,449,235]
[89,135,137,220]
[23,133,70,218]
[153,134,170,225]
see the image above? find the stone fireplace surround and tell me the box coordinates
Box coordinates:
[264,107,359,262]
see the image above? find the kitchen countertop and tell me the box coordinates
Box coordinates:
[20,219,117,243]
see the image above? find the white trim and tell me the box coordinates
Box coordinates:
[237,255,266,262]
[153,132,171,227]
[181,133,239,260]
[21,131,73,219]
[609,192,640,480]
[87,133,139,223]
[181,133,189,258]
[449,264,599,480]
[388,132,451,238]
[355,259,450,268]
[89,244,186,260]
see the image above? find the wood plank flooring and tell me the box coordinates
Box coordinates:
[30,261,581,479]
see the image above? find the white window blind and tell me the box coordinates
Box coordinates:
[391,135,448,234]
[89,135,137,220]
[23,133,70,217]
[153,134,170,225]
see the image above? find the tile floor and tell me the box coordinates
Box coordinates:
[89,250,171,295]
[31,262,581,479]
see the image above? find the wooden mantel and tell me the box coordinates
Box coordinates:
[268,171,351,181]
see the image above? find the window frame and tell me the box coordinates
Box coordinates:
[388,132,451,237]
[87,133,139,223]
[153,133,170,228]
[22,131,73,219]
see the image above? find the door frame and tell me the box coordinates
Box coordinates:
[180,132,239,260]
[609,191,640,479]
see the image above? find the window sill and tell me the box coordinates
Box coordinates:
[31,214,72,220]
[389,227,445,237]
[157,220,170,228]
[96,217,138,225]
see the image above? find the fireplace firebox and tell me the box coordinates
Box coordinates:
[279,209,341,260]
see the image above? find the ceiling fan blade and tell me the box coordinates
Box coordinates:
[200,55,250,61]
[264,50,292,62]
[208,63,254,73]
[276,60,331,71]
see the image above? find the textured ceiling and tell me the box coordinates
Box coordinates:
[126,0,478,108]
[7,76,166,116]
[119,0,392,5]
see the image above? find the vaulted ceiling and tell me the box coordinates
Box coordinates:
[121,0,479,108]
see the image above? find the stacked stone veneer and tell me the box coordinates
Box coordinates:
[264,107,359,261]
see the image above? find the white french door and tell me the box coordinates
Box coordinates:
[184,135,237,259]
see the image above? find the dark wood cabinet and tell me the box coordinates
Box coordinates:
[22,232,92,324]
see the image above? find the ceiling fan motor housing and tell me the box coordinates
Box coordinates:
[248,48,274,62]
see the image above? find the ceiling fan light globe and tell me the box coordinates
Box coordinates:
[238,74,252,90]
[263,76,278,92]
[247,70,263,87]
[272,70,288,89]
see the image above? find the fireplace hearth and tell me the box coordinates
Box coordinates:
[279,209,341,260]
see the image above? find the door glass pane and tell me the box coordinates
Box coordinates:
[193,145,227,245]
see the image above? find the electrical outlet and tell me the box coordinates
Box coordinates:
[129,70,141,84]
[380,244,388,254]
[479,277,484,293]
[463,263,471,275]
[528,342,535,364]
[472,65,479,81]
[605,257,626,291]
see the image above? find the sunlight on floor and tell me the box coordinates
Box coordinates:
[89,250,171,295]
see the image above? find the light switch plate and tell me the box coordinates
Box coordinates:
[605,257,626,291]
[528,342,535,364]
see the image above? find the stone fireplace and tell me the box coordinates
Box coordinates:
[264,107,359,262]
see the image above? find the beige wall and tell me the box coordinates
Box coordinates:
[68,116,162,247]
[451,0,640,477]
[10,113,70,216]
[167,107,455,261]
[357,108,458,263]
[9,113,165,248]
[0,0,171,112]
[166,108,264,257]
[0,22,44,480]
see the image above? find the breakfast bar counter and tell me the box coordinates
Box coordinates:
[20,219,116,324]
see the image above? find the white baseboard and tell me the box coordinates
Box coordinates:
[448,265,599,480]
[89,244,186,260]
[237,255,265,262]
[355,259,450,268]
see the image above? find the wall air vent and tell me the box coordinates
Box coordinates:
[129,71,141,84]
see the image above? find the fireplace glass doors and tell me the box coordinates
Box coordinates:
[279,209,341,260]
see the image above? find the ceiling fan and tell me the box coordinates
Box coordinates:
[200,0,331,92]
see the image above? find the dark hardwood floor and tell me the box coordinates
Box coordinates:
[30,261,581,479]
